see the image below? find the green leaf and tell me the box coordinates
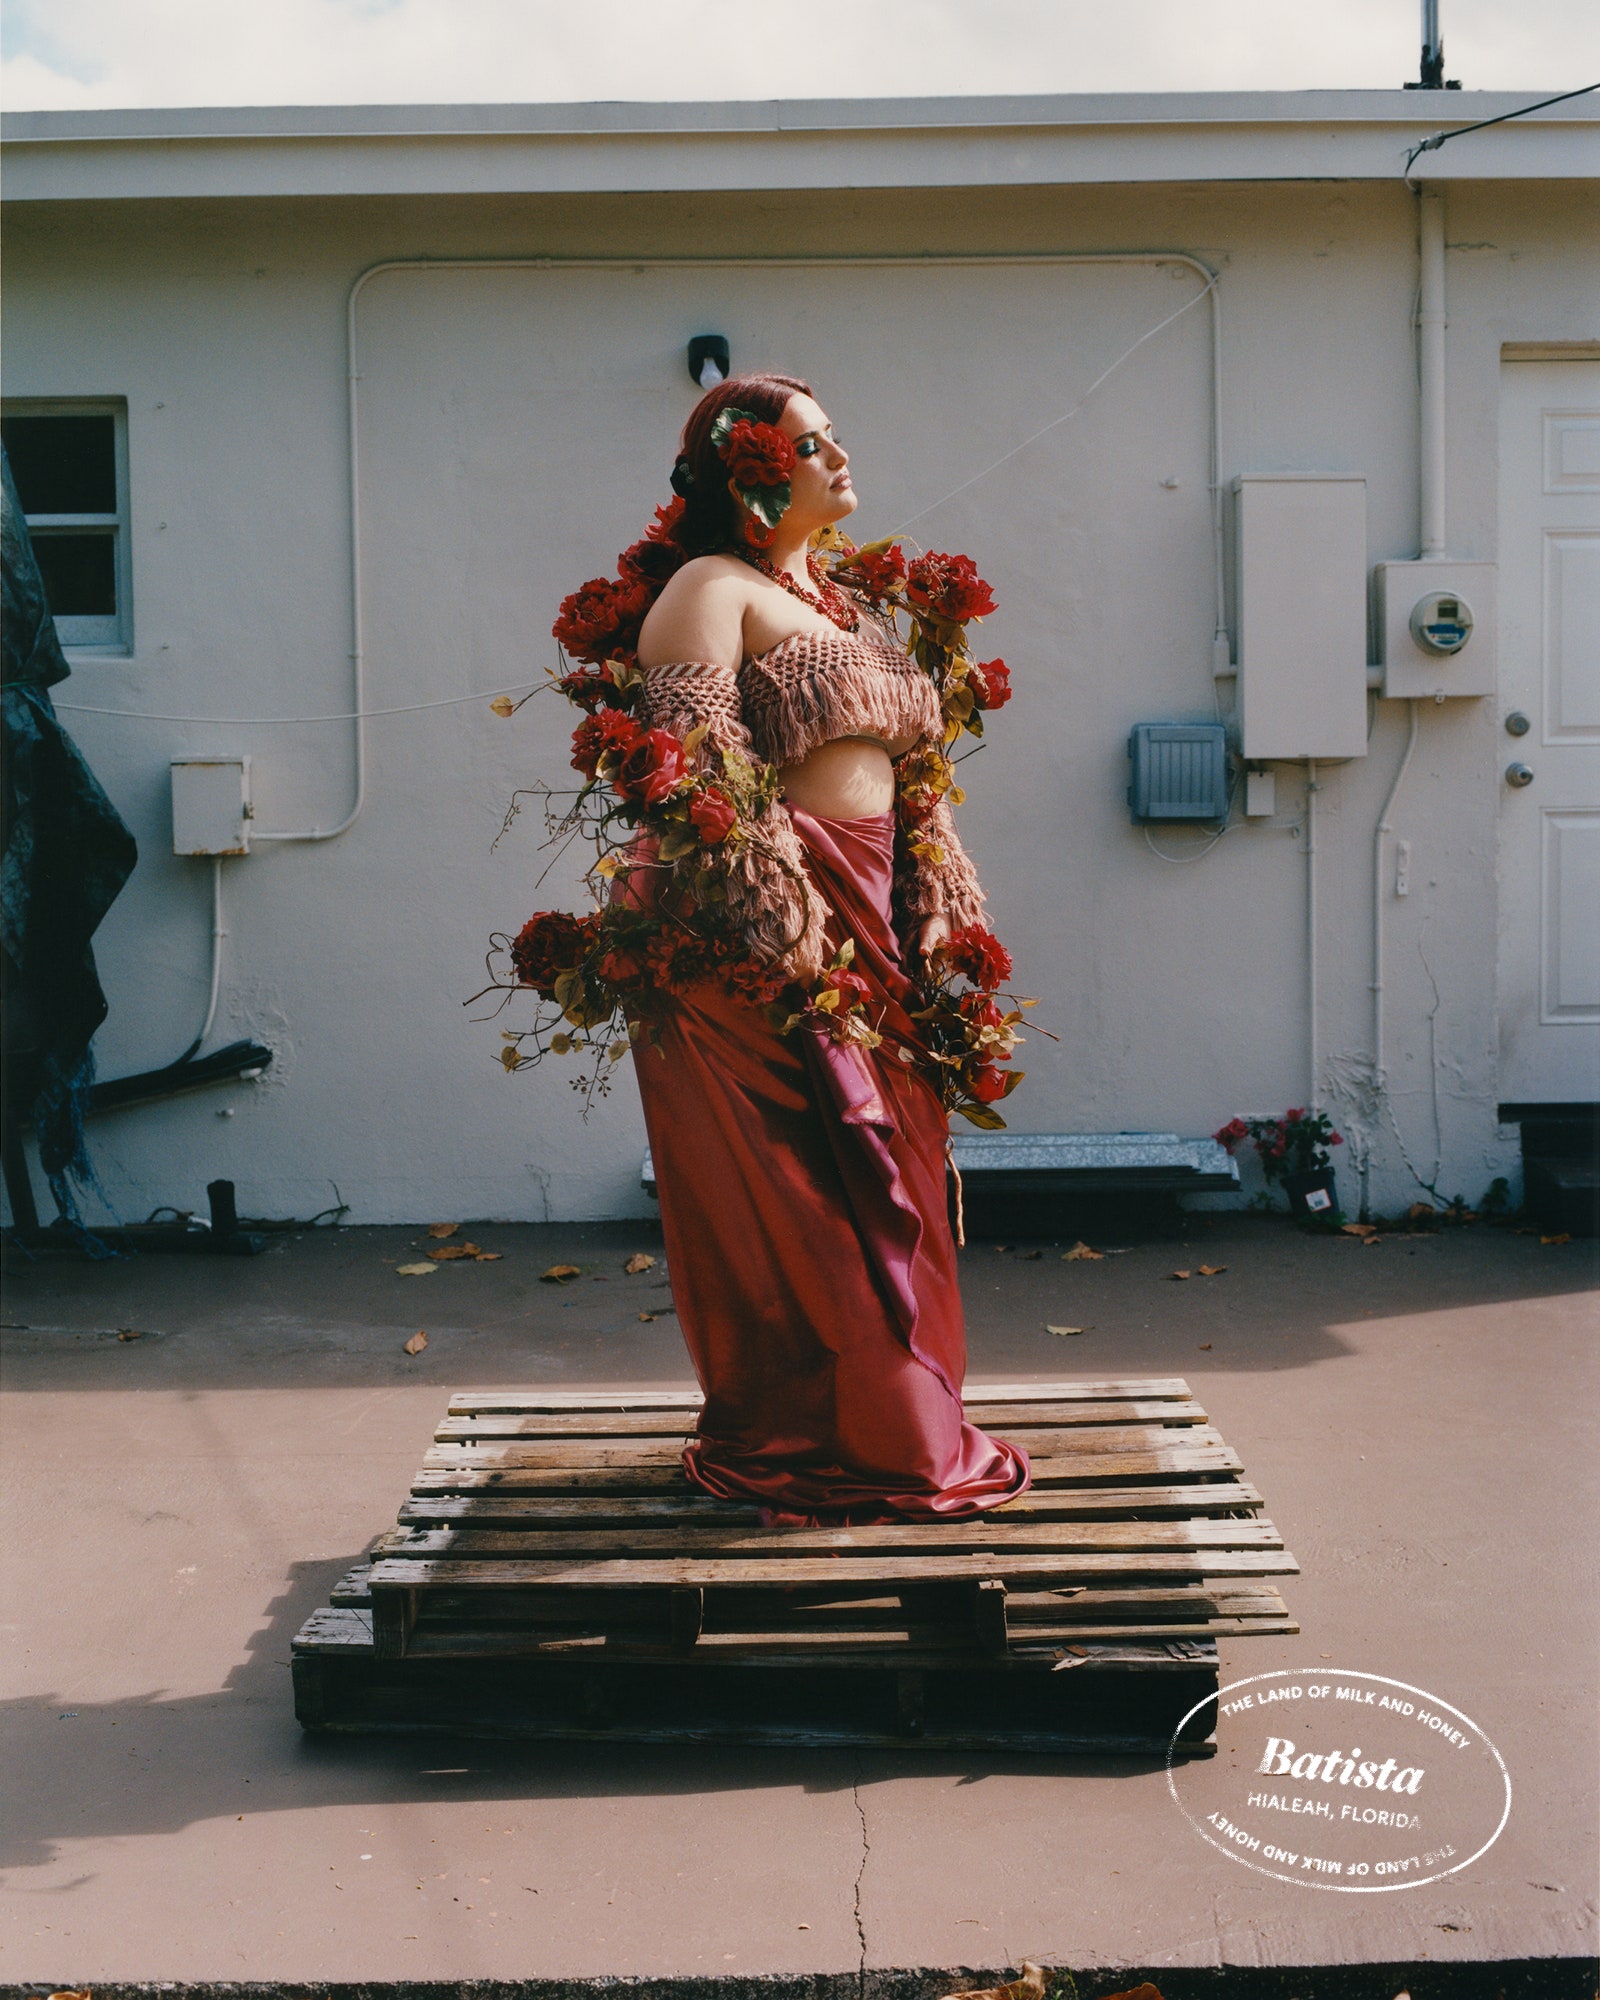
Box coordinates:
[955,1102,1008,1130]
[739,480,792,529]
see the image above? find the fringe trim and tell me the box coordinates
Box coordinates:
[739,632,939,771]
[637,658,827,982]
[893,795,988,944]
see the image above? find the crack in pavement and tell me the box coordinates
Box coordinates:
[851,1750,870,1992]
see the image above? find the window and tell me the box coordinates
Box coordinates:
[1,400,131,651]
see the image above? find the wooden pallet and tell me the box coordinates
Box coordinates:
[292,1378,1297,1755]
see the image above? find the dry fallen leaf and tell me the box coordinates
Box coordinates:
[473,1251,503,1262]
[427,1242,484,1261]
[1409,1201,1437,1222]
[1045,1324,1086,1337]
[48,1990,93,2000]
[1198,1263,1228,1277]
[638,1311,659,1322]
[1022,1248,1043,1260]
[403,1329,428,1356]
[427,1222,459,1239]
[1198,1341,1213,1350]
[541,1264,582,1283]
[396,1263,438,1277]
[1169,1269,1193,1281]
[117,1327,145,1342]
[1104,1985,1167,2000]
[623,1252,657,1274]
[1541,1232,1572,1246]
[1341,1221,1377,1238]
[939,1960,1049,2000]
[1062,1241,1103,1261]
[488,695,517,717]
[993,1244,1014,1254]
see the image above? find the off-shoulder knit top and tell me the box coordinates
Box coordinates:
[638,622,940,770]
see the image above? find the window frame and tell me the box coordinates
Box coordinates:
[1,396,133,655]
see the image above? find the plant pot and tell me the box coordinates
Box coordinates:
[1284,1167,1338,1221]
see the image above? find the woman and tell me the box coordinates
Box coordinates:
[628,372,1030,1525]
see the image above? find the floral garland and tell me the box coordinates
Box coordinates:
[481,490,1033,1126]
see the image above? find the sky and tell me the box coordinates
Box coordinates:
[1,0,1597,112]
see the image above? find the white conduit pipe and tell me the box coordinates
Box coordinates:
[1306,761,1320,1112]
[253,250,1224,843]
[174,855,227,1065]
[1418,191,1448,560]
[1371,701,1421,1098]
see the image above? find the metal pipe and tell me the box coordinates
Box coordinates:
[1371,700,1421,1090]
[173,856,226,1066]
[1418,191,1447,558]
[256,249,1225,842]
[1306,762,1320,1111]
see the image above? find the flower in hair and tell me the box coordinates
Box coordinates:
[709,405,794,532]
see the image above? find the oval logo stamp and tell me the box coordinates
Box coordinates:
[1166,1668,1511,1892]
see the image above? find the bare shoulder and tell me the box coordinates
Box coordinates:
[638,555,752,671]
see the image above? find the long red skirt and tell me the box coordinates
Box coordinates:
[630,806,1031,1525]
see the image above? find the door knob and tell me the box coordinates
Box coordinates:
[1504,711,1531,737]
[1505,762,1534,788]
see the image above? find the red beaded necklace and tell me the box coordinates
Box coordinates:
[735,547,860,634]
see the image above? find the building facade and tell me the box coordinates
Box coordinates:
[2,93,1596,1224]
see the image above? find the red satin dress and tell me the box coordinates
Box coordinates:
[630,804,1031,1525]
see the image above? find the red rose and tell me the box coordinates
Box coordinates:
[617,501,689,587]
[970,657,1012,711]
[821,966,872,1007]
[959,992,1006,1031]
[1212,1117,1251,1151]
[940,924,1013,990]
[615,727,690,806]
[552,574,654,666]
[688,787,738,844]
[720,420,796,489]
[571,708,643,780]
[842,543,907,599]
[557,666,633,713]
[510,911,597,995]
[968,1062,1011,1104]
[906,551,998,624]
[597,946,645,986]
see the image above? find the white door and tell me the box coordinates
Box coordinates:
[1497,358,1600,1106]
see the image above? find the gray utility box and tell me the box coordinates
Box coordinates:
[1127,721,1229,823]
[1233,473,1369,762]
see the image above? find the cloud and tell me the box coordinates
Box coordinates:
[2,0,1595,112]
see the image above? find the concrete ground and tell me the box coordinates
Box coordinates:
[1,1211,1596,1992]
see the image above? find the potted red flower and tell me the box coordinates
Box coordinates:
[1214,1108,1344,1221]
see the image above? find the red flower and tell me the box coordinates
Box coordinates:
[552,574,654,666]
[688,787,738,844]
[719,420,795,489]
[571,708,643,780]
[614,727,690,806]
[1212,1117,1251,1151]
[558,667,628,713]
[970,658,1012,711]
[958,992,1006,1031]
[618,501,689,587]
[843,543,907,599]
[597,946,645,986]
[968,1062,1011,1104]
[821,965,872,1008]
[940,924,1013,990]
[511,911,597,995]
[906,552,998,624]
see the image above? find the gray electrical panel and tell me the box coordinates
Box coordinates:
[1127,722,1229,823]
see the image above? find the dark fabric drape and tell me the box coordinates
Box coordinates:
[1,446,137,1221]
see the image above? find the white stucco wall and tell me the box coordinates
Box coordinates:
[2,175,1593,1225]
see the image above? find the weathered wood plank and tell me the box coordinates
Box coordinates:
[371,1518,1286,1561]
[421,1423,1228,1473]
[396,1479,1263,1529]
[407,1445,1245,1496]
[366,1548,1298,1591]
[433,1399,1207,1443]
[444,1378,1196,1415]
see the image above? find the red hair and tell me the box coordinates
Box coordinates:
[671,372,811,555]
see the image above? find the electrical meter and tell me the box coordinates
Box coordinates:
[1374,561,1496,699]
[1409,591,1474,655]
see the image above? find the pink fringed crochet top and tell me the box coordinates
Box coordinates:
[636,626,986,982]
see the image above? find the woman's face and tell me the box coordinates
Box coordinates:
[775,393,858,533]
